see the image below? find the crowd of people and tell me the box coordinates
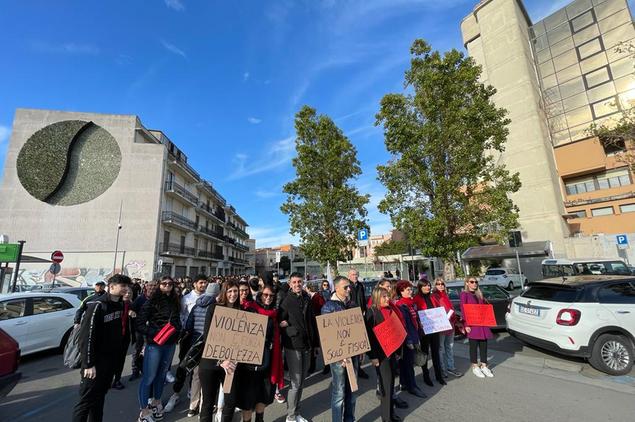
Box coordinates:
[70,270,494,422]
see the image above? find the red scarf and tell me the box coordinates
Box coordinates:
[395,297,419,331]
[122,301,129,336]
[245,301,284,389]
[433,290,457,326]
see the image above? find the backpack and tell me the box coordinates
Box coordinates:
[64,301,106,369]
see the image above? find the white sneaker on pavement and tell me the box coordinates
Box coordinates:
[138,413,155,422]
[295,415,309,422]
[164,393,179,412]
[472,366,485,378]
[214,410,222,422]
[480,366,494,378]
[165,371,175,383]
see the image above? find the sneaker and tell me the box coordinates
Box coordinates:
[164,393,179,412]
[214,411,222,422]
[138,413,155,422]
[275,392,286,404]
[187,408,199,417]
[480,366,494,378]
[472,366,485,378]
[448,369,463,377]
[111,380,125,390]
[393,396,409,409]
[149,400,164,421]
[295,416,309,422]
[165,371,175,384]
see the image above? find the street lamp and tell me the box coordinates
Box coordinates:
[112,201,123,275]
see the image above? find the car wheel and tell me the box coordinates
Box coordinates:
[57,327,73,353]
[507,281,514,290]
[589,333,634,375]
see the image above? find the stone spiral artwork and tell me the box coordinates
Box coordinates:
[16,120,122,206]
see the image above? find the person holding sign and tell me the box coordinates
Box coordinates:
[394,281,427,399]
[320,276,360,422]
[460,277,494,379]
[198,281,241,422]
[365,287,404,422]
[432,278,462,378]
[413,279,445,386]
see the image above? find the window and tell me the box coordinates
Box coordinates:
[550,36,575,58]
[545,8,569,32]
[548,23,572,46]
[583,66,611,89]
[566,0,592,19]
[576,37,603,60]
[591,206,614,216]
[32,297,73,315]
[565,105,593,127]
[559,76,586,98]
[522,285,581,302]
[580,51,608,74]
[573,22,600,46]
[598,8,631,33]
[558,65,583,87]
[595,0,627,21]
[570,9,595,33]
[0,299,26,320]
[620,204,635,213]
[563,92,588,112]
[586,80,616,103]
[571,210,587,218]
[591,96,619,119]
[601,139,627,156]
[554,50,579,73]
[611,57,634,81]
[533,34,549,52]
[598,282,635,304]
[539,60,555,77]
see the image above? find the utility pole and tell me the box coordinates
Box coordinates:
[112,200,123,275]
[11,240,26,293]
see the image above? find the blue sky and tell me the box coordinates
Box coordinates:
[0,0,577,247]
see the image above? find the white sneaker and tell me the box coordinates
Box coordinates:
[472,366,485,378]
[480,366,494,378]
[214,411,222,422]
[138,413,155,422]
[164,393,179,412]
[296,416,309,422]
[165,371,175,383]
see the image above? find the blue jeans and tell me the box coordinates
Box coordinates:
[138,343,176,408]
[330,357,357,422]
[399,346,417,391]
[439,334,456,374]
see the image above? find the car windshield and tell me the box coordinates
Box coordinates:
[522,285,582,302]
[480,285,509,300]
[446,286,461,300]
[485,269,505,275]
[542,261,630,277]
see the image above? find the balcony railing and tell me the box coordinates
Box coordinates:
[214,209,226,222]
[160,242,196,256]
[198,250,224,260]
[197,225,225,242]
[162,211,197,230]
[229,256,248,264]
[234,243,249,251]
[224,236,236,245]
[164,181,198,205]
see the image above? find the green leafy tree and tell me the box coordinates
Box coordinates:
[282,106,369,268]
[374,239,408,256]
[279,255,291,273]
[375,39,521,267]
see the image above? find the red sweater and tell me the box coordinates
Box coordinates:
[413,293,440,311]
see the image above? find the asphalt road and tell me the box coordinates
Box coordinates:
[2,333,634,422]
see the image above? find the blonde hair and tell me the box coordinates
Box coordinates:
[464,277,484,302]
[432,277,445,293]
[370,287,390,310]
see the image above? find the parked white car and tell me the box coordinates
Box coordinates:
[484,267,527,290]
[0,292,80,355]
[507,276,635,375]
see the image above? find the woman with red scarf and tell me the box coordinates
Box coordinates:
[413,279,446,386]
[394,281,426,398]
[239,285,283,422]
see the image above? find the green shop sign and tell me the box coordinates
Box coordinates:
[0,244,20,262]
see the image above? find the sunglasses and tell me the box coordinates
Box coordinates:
[435,283,445,286]
[160,282,174,287]
[468,280,479,285]
[343,285,352,290]
[262,293,274,298]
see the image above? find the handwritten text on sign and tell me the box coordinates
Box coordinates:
[418,307,453,335]
[202,306,268,364]
[316,307,371,365]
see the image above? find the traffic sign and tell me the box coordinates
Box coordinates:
[0,244,19,263]
[51,250,64,263]
[275,251,281,263]
[49,263,61,275]
[357,229,369,241]
[617,234,629,250]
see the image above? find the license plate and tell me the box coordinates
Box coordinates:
[518,304,540,316]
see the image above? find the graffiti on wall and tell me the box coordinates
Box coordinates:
[17,260,148,288]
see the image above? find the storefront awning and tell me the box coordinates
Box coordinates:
[461,241,550,260]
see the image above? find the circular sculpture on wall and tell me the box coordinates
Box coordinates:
[16,120,122,206]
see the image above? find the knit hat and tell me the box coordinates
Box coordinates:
[206,282,221,298]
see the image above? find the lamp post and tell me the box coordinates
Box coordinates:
[112,201,123,275]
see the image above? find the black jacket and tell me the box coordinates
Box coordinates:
[74,290,107,324]
[349,281,367,314]
[136,293,182,345]
[364,306,401,361]
[78,293,125,369]
[279,291,318,351]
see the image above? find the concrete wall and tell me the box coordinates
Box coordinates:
[0,109,166,283]
[461,0,571,256]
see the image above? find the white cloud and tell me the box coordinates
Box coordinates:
[227,136,295,180]
[243,72,250,81]
[161,40,187,58]
[32,41,99,55]
[0,125,10,144]
[247,117,262,124]
[165,0,185,11]
[255,189,280,199]
[248,225,299,248]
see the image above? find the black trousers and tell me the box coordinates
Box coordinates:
[131,334,145,373]
[469,339,488,364]
[376,356,396,422]
[71,363,115,422]
[421,333,443,381]
[199,365,232,422]
[114,341,130,382]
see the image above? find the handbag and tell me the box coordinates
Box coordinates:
[413,344,428,367]
[179,337,205,374]
[153,311,176,345]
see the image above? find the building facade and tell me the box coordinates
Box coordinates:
[0,109,250,287]
[461,0,635,260]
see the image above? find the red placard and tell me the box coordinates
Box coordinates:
[463,304,496,327]
[372,311,406,357]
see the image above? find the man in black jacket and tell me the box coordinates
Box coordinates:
[347,268,369,379]
[73,281,107,327]
[72,274,132,422]
[279,272,318,422]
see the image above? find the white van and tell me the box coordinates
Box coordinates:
[541,258,631,278]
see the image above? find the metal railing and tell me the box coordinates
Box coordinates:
[162,211,197,230]
[164,181,198,204]
[197,225,225,242]
[198,250,224,260]
[160,242,196,256]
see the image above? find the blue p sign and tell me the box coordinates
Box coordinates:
[358,229,368,241]
[617,234,629,246]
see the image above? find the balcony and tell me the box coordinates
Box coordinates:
[224,236,236,245]
[197,225,226,242]
[228,256,248,265]
[160,242,196,257]
[197,203,225,224]
[214,209,226,222]
[198,250,224,260]
[162,211,197,231]
[164,181,198,206]
[234,243,249,252]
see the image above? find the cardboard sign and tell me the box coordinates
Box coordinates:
[202,306,268,393]
[316,307,371,365]
[372,310,406,357]
[418,307,453,334]
[463,304,496,327]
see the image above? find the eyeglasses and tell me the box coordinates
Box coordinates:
[160,282,173,287]
[262,293,274,298]
[435,283,444,286]
[343,285,352,290]
[468,280,479,285]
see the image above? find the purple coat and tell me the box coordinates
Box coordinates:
[460,291,493,340]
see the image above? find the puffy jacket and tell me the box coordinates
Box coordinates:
[136,293,182,345]
[279,291,318,351]
[185,294,216,338]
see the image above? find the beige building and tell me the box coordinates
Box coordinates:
[0,108,249,288]
[461,0,635,261]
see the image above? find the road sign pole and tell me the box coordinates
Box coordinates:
[11,240,25,293]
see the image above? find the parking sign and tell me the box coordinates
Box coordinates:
[357,229,368,241]
[617,234,629,250]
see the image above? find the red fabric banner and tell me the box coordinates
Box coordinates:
[373,311,407,357]
[463,304,497,327]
